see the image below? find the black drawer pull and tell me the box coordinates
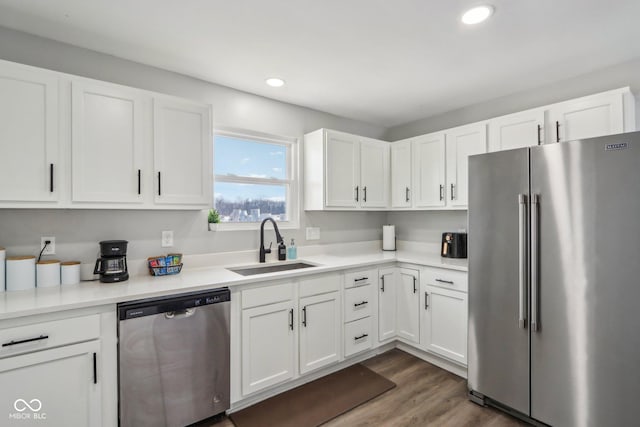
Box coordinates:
[435,278,454,285]
[93,352,97,384]
[353,301,368,307]
[2,334,49,347]
[354,277,368,282]
[354,333,369,341]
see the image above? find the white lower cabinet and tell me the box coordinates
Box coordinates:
[299,291,341,374]
[420,268,468,365]
[396,268,420,344]
[378,267,397,342]
[241,300,295,396]
[344,317,373,357]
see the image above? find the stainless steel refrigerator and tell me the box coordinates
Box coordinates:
[468,131,640,426]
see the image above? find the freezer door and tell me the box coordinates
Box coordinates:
[468,148,530,415]
[530,132,640,427]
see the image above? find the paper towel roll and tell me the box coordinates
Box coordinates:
[0,248,5,292]
[6,256,36,291]
[382,225,396,251]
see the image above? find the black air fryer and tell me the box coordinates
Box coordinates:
[441,232,467,258]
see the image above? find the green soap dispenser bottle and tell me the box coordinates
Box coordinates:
[287,238,297,260]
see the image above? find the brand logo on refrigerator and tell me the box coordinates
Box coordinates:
[605,142,628,151]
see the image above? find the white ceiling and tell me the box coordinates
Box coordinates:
[0,0,639,127]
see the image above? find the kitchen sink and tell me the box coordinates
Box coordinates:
[228,262,317,276]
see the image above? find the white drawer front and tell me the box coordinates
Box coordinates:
[344,317,373,357]
[344,268,377,289]
[242,282,294,309]
[0,314,100,358]
[424,268,468,293]
[344,284,373,323]
[299,273,340,298]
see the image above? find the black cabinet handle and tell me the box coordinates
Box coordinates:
[380,275,385,292]
[49,164,54,193]
[354,333,369,341]
[355,186,359,202]
[450,184,455,201]
[440,184,444,201]
[363,186,367,202]
[289,308,294,331]
[302,306,307,327]
[158,171,162,196]
[405,187,410,202]
[413,276,417,293]
[93,352,97,384]
[2,334,49,347]
[353,301,368,307]
[556,121,560,143]
[354,277,368,283]
[425,292,429,310]
[537,124,542,145]
[435,278,454,285]
[137,169,141,195]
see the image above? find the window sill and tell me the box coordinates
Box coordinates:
[208,222,299,232]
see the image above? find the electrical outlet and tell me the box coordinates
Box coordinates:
[40,236,56,255]
[306,227,320,241]
[162,231,174,248]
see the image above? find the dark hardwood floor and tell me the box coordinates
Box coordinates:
[212,349,526,426]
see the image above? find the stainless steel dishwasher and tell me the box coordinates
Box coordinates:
[117,288,230,427]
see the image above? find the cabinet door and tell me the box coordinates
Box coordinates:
[242,301,295,395]
[378,268,397,342]
[71,81,146,204]
[390,140,412,208]
[396,268,420,343]
[0,341,101,427]
[299,292,340,374]
[325,131,359,208]
[445,123,487,208]
[153,98,211,207]
[548,91,624,143]
[0,62,59,203]
[489,109,544,152]
[360,138,389,208]
[413,133,446,208]
[422,285,467,365]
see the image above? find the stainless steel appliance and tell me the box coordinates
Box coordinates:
[441,232,467,258]
[468,131,640,426]
[94,240,129,283]
[118,288,231,427]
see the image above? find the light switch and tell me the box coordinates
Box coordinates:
[306,227,320,240]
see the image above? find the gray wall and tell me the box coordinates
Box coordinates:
[0,26,387,261]
[386,211,467,245]
[385,57,640,141]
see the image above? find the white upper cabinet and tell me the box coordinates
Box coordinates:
[153,97,211,207]
[0,61,60,204]
[71,81,146,204]
[445,123,487,208]
[547,89,630,143]
[489,109,544,152]
[413,133,446,209]
[325,130,359,208]
[304,129,389,210]
[360,137,389,208]
[390,140,412,208]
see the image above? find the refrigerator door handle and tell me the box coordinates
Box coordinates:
[518,194,528,329]
[531,193,540,332]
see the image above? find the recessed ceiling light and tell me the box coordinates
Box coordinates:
[266,78,285,87]
[461,5,494,25]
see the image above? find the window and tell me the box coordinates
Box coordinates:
[213,129,297,226]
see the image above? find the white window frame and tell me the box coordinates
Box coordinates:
[213,127,299,231]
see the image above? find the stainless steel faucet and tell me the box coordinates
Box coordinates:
[259,217,284,263]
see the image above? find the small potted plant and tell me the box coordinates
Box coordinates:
[208,208,221,231]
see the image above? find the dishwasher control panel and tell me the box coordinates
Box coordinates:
[118,287,230,320]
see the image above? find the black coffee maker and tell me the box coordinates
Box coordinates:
[94,240,129,283]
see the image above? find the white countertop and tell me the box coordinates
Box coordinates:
[0,241,467,321]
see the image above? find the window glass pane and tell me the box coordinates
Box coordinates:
[214,135,287,180]
[214,182,287,222]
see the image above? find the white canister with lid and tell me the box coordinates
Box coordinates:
[61,261,81,286]
[36,259,61,288]
[6,256,36,291]
[0,248,5,292]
